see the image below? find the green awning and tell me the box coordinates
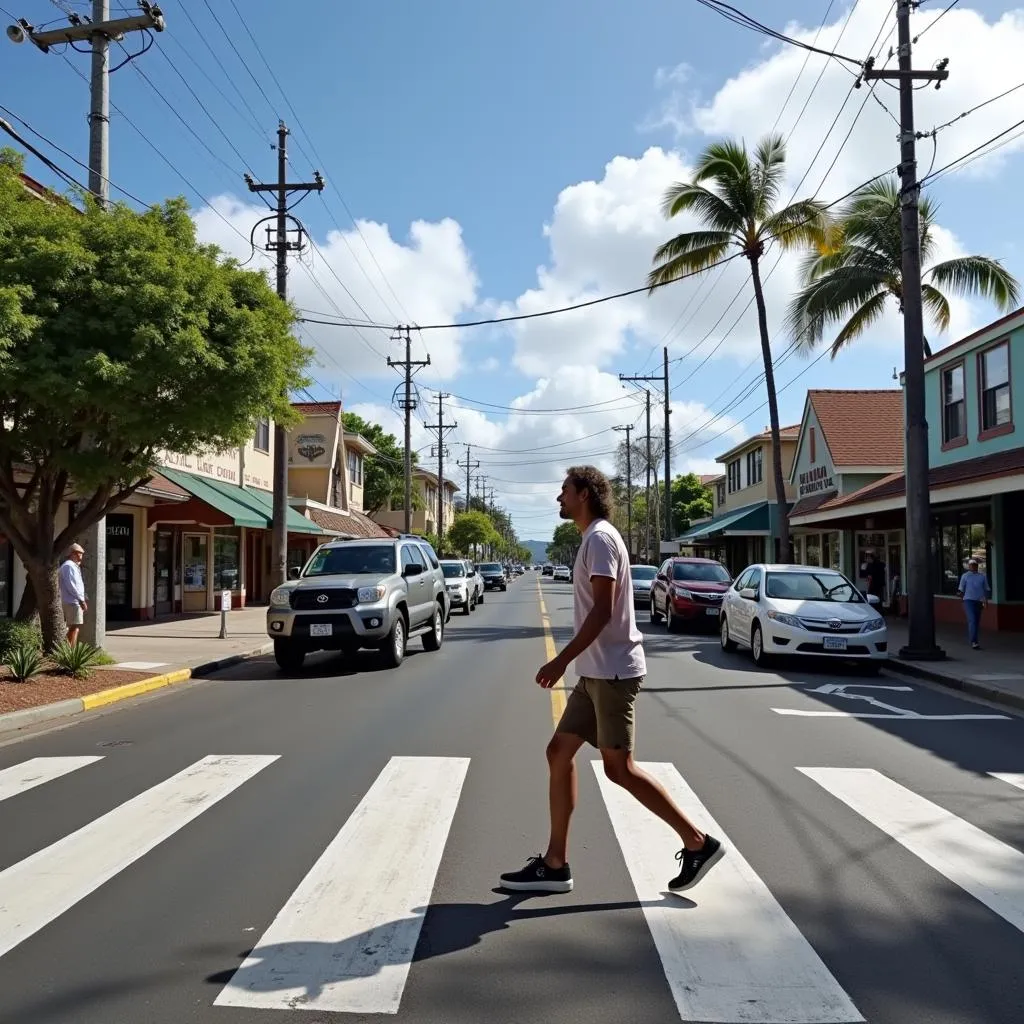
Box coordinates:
[158,466,323,535]
[679,502,770,541]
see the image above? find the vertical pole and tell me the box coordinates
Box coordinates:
[625,425,633,557]
[436,397,444,543]
[663,347,672,546]
[403,328,413,535]
[465,445,472,512]
[80,0,111,647]
[270,121,289,589]
[645,390,652,564]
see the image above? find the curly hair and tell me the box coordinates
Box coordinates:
[565,465,614,520]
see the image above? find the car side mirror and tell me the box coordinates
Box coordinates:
[740,587,757,601]
[404,563,424,577]
[287,566,301,580]
[866,593,880,606]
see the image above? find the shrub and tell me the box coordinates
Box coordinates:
[0,620,43,663]
[6,645,42,682]
[50,640,105,679]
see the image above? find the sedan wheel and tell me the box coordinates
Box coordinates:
[720,615,737,652]
[751,623,770,667]
[650,596,662,624]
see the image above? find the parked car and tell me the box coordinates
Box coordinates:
[719,563,886,669]
[479,562,507,591]
[542,564,554,576]
[629,564,658,608]
[440,559,478,615]
[266,537,449,671]
[553,565,572,582]
[650,557,732,631]
[463,560,484,605]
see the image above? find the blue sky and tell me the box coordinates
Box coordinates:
[2,1,1022,538]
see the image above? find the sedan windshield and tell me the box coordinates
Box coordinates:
[480,563,503,572]
[673,562,731,583]
[304,544,395,577]
[441,563,465,578]
[765,571,864,603]
[630,566,657,581]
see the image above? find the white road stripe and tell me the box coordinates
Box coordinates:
[773,710,1009,720]
[0,756,103,803]
[214,755,470,1015]
[0,754,277,959]
[990,772,1024,792]
[593,761,863,1023]
[799,767,1024,934]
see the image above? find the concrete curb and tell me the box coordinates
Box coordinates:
[0,642,275,738]
[884,657,1024,714]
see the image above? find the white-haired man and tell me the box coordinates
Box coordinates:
[59,543,87,645]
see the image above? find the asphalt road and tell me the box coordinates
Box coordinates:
[2,573,1024,1024]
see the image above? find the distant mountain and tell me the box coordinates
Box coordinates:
[522,540,549,564]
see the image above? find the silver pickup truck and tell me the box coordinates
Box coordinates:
[266,536,450,672]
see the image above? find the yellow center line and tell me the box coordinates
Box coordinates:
[537,576,567,725]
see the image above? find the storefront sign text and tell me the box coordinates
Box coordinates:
[799,464,834,498]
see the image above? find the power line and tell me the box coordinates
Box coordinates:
[913,0,960,43]
[921,80,1024,139]
[922,114,1024,184]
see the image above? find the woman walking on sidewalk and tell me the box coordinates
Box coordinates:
[957,558,991,650]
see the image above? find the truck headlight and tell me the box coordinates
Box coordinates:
[357,585,387,603]
[269,586,292,610]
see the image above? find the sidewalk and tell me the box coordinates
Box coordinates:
[885,617,1024,712]
[104,606,272,675]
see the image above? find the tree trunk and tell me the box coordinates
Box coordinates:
[25,559,65,651]
[15,575,38,623]
[749,254,790,561]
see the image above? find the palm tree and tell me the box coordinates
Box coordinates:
[648,134,828,560]
[787,176,1020,359]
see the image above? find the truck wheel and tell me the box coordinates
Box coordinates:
[380,614,406,668]
[422,604,444,651]
[274,639,306,673]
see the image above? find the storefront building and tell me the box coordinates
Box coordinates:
[791,309,1024,631]
[677,425,799,574]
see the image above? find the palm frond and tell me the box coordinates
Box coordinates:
[647,235,734,291]
[660,183,743,232]
[752,133,787,215]
[786,267,889,350]
[693,139,758,222]
[921,283,951,333]
[926,256,1022,311]
[827,290,889,359]
[762,198,830,251]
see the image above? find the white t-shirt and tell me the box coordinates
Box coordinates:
[571,519,646,680]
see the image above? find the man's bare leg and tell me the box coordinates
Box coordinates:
[543,731,585,868]
[600,748,705,850]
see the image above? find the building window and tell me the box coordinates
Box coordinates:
[941,362,966,445]
[347,449,363,487]
[183,534,208,592]
[931,509,989,597]
[213,530,241,592]
[809,426,816,464]
[716,481,725,507]
[727,459,741,493]
[979,341,1012,434]
[804,533,821,566]
[254,417,270,453]
[745,447,763,486]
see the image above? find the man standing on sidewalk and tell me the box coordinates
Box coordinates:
[500,465,724,895]
[59,543,88,645]
[957,558,991,650]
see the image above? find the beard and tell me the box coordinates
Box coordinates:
[558,504,572,519]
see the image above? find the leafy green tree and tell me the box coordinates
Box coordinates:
[671,473,712,534]
[547,521,581,565]
[648,134,828,558]
[0,157,310,647]
[447,511,497,557]
[787,176,1020,359]
[340,412,418,514]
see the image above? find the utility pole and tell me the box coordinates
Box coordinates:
[387,326,430,535]
[863,0,947,660]
[8,1,166,647]
[246,122,324,587]
[613,424,634,557]
[426,394,457,545]
[663,347,672,546]
[644,391,652,563]
[457,444,479,514]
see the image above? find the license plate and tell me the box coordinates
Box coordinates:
[705,607,719,616]
[309,623,333,637]
[823,636,847,651]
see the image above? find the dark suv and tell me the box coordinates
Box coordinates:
[479,562,507,591]
[649,556,732,632]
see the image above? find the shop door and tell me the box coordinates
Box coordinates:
[153,529,174,616]
[886,540,903,610]
[105,514,133,621]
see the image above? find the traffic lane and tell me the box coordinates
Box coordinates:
[587,607,1024,1023]
[0,579,680,1024]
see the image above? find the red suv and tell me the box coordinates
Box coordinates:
[649,557,732,631]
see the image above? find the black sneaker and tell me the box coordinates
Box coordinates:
[669,835,724,891]
[499,855,573,893]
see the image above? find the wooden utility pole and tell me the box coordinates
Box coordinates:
[387,327,430,534]
[613,423,633,557]
[426,394,456,544]
[863,0,948,660]
[457,444,479,514]
[246,122,324,585]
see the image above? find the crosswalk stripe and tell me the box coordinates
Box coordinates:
[0,756,103,803]
[0,754,278,959]
[990,772,1024,792]
[213,754,470,1015]
[592,761,863,1024]
[799,767,1024,935]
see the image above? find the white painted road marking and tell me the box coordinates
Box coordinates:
[0,756,103,803]
[773,683,1009,720]
[214,755,470,1015]
[593,761,863,1024]
[799,767,1024,934]
[0,754,277,959]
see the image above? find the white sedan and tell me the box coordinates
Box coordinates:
[553,565,572,582]
[719,563,887,670]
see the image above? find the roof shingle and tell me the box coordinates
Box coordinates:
[305,507,391,538]
[808,390,904,467]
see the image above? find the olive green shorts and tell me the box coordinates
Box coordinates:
[555,675,644,751]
